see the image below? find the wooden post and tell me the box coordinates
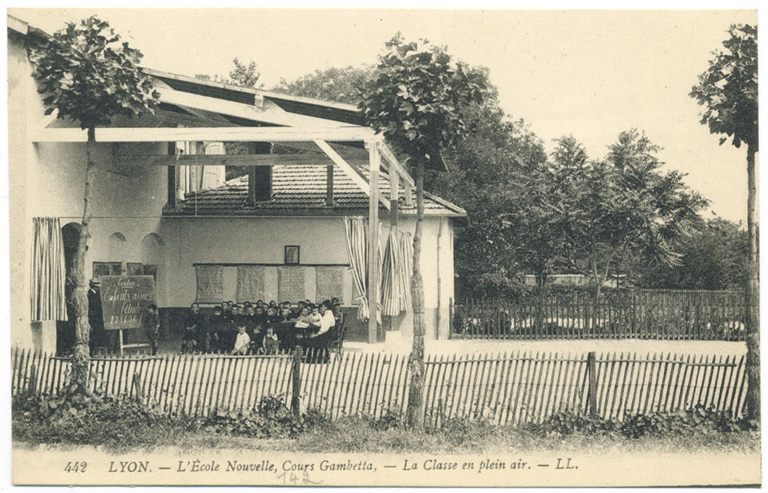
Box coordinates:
[368,140,381,344]
[28,364,37,398]
[389,157,399,227]
[448,297,453,339]
[587,352,597,415]
[326,164,335,206]
[247,167,257,206]
[291,346,302,418]
[248,142,273,205]
[118,329,125,356]
[403,159,413,207]
[132,372,143,403]
[167,143,177,208]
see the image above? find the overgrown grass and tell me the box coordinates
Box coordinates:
[12,394,759,456]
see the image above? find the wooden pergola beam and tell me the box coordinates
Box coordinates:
[368,140,382,344]
[314,139,390,210]
[32,126,375,143]
[112,153,368,167]
[155,81,345,129]
[378,141,415,187]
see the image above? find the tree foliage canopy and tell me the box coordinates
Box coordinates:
[360,34,487,165]
[271,66,372,104]
[690,24,758,150]
[29,16,159,130]
[560,130,708,290]
[639,217,748,290]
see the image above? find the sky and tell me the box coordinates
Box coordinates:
[9,8,759,224]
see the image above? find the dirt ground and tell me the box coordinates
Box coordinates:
[349,334,748,359]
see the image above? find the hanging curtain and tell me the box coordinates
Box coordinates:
[344,216,382,323]
[30,217,68,322]
[381,226,414,316]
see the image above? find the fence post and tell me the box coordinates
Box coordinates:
[291,346,302,418]
[132,372,143,403]
[27,364,37,398]
[587,352,597,416]
[631,290,637,337]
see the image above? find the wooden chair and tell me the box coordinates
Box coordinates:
[327,324,346,358]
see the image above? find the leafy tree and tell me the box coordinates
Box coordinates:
[430,85,550,298]
[361,34,487,429]
[639,218,748,290]
[29,17,159,389]
[564,130,708,305]
[271,66,372,104]
[197,58,262,89]
[690,24,759,422]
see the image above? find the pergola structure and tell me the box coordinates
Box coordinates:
[31,69,416,344]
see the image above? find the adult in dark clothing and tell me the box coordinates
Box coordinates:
[182,303,205,353]
[253,306,267,327]
[142,303,160,356]
[232,304,248,327]
[87,278,106,355]
[207,306,226,353]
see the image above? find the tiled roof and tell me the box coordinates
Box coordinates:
[163,164,466,218]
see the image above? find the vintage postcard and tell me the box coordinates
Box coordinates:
[6,8,761,487]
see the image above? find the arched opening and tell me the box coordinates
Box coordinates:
[108,232,127,263]
[57,222,81,355]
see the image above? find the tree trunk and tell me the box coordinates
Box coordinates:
[406,161,426,430]
[745,143,760,424]
[68,127,97,392]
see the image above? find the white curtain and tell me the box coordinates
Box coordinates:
[381,226,413,316]
[31,217,68,322]
[344,216,382,322]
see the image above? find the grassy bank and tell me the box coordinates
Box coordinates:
[12,393,759,456]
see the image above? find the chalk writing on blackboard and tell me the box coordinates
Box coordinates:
[99,275,156,330]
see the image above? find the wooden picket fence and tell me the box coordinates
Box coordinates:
[453,289,746,341]
[11,348,748,424]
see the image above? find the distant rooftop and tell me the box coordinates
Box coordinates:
[163,164,466,219]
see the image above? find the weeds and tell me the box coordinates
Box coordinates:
[12,394,759,455]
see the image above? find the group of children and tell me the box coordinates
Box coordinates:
[180,298,345,355]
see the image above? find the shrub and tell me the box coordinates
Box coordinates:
[620,406,757,438]
[529,411,618,438]
[194,396,324,439]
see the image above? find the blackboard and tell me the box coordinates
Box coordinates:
[99,275,157,330]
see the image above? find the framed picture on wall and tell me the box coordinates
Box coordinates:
[284,245,300,265]
[143,264,158,281]
[93,261,122,277]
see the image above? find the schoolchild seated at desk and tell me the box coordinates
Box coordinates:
[294,306,314,327]
[253,305,267,328]
[262,327,280,355]
[294,301,306,319]
[279,305,295,323]
[332,303,344,327]
[265,306,281,327]
[308,304,322,326]
[232,324,251,355]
